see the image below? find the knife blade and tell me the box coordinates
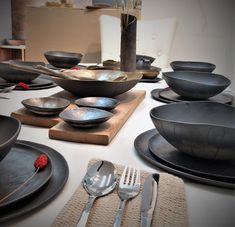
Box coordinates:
[140,174,158,227]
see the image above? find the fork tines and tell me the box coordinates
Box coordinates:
[121,166,140,186]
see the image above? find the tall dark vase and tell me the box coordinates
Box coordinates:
[120,13,137,72]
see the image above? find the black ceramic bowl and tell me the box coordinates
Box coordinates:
[136,55,156,70]
[0,115,21,162]
[170,61,216,72]
[150,101,235,160]
[75,97,119,110]
[0,61,45,83]
[51,70,142,97]
[22,97,70,115]
[44,51,83,69]
[59,108,113,128]
[163,71,231,99]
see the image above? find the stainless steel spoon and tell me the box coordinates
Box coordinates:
[77,160,117,227]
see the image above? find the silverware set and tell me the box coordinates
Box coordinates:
[77,160,158,227]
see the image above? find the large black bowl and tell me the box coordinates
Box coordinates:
[163,71,231,99]
[150,101,235,160]
[0,61,45,83]
[44,51,83,69]
[0,115,21,162]
[51,70,142,97]
[170,61,216,72]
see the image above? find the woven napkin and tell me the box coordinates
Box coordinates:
[52,159,188,227]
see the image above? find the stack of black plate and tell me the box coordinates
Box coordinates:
[134,129,235,189]
[0,140,69,223]
[0,76,57,91]
[151,87,233,104]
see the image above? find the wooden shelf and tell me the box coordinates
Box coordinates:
[0,44,26,61]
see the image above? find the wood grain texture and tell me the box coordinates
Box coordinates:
[11,90,146,144]
[49,90,146,145]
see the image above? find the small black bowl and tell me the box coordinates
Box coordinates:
[136,55,156,70]
[0,115,21,162]
[0,61,45,83]
[59,107,113,128]
[170,61,216,72]
[44,51,83,69]
[22,97,70,115]
[75,97,119,110]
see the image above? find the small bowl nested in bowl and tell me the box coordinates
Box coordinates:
[136,55,155,70]
[59,107,113,128]
[170,61,216,72]
[44,51,83,69]
[0,61,45,83]
[22,97,70,115]
[0,115,21,162]
[75,97,119,110]
[51,70,142,97]
[150,101,235,160]
[162,71,231,99]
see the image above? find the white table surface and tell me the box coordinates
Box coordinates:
[0,74,234,227]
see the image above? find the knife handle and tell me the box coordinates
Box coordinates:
[113,199,127,227]
[140,215,152,227]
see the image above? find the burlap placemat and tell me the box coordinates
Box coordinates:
[52,159,188,227]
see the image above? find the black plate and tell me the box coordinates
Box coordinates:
[148,133,235,182]
[0,143,52,209]
[0,77,57,90]
[0,140,69,223]
[159,88,233,104]
[134,129,235,189]
[151,89,171,103]
[140,78,162,83]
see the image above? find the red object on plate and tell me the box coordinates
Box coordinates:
[17,82,29,89]
[34,154,49,170]
[70,66,80,70]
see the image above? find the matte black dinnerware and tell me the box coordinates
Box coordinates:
[148,133,235,182]
[134,129,235,189]
[51,70,142,97]
[22,97,70,115]
[44,51,83,69]
[0,140,69,222]
[150,101,235,160]
[162,71,231,99]
[157,88,233,104]
[136,54,155,69]
[0,143,52,209]
[0,61,45,83]
[59,107,113,127]
[137,66,161,79]
[75,97,119,110]
[170,61,216,72]
[0,77,57,91]
[0,115,21,162]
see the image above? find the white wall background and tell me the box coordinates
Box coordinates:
[142,0,235,94]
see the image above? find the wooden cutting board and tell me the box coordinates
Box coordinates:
[11,90,146,145]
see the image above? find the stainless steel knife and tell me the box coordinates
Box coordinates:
[140,174,158,227]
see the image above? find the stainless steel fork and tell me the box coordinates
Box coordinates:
[113,166,141,227]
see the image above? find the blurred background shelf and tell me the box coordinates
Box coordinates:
[0,44,26,62]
